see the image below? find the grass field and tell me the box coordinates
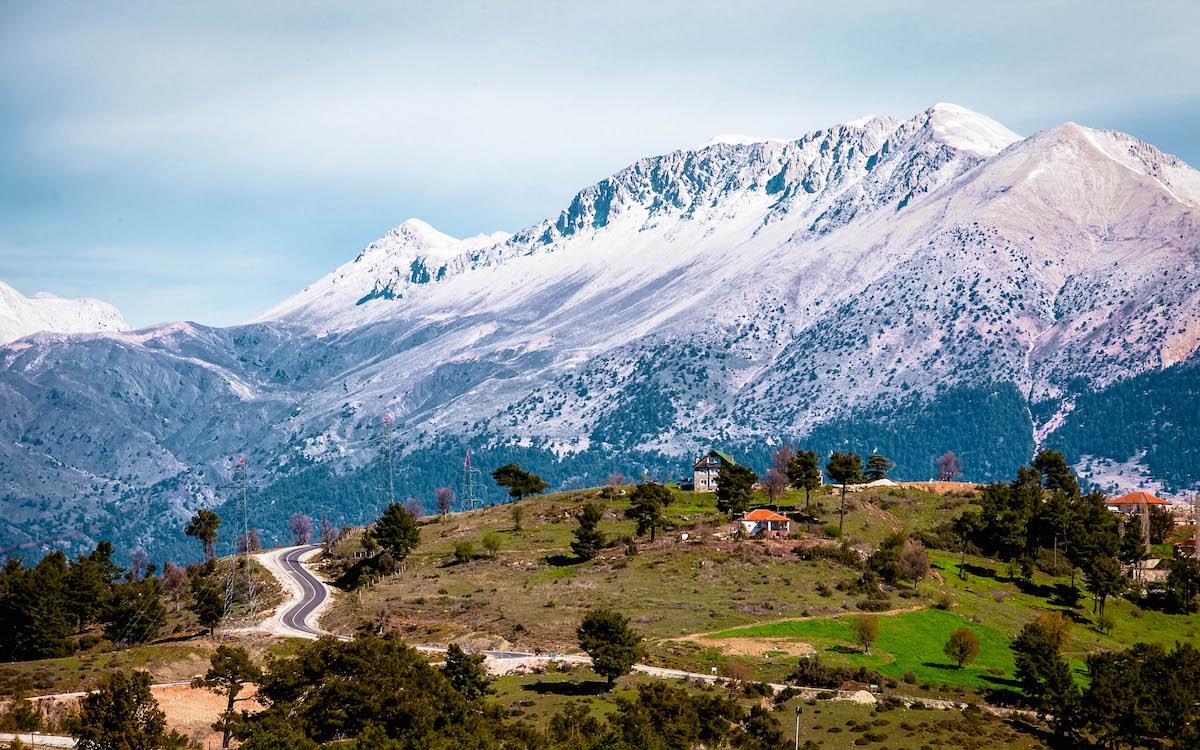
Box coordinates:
[707,609,1015,691]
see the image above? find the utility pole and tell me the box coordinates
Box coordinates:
[794,705,803,750]
[377,412,401,505]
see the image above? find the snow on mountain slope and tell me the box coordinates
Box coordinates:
[252,219,511,329]
[0,282,129,344]
[4,102,1200,561]
[241,102,1199,461]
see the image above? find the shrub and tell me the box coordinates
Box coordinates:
[789,656,884,689]
[797,544,862,568]
[824,525,842,539]
[856,596,893,612]
[453,541,475,564]
[481,532,502,559]
[933,593,955,610]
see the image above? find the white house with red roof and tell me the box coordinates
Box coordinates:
[736,508,791,538]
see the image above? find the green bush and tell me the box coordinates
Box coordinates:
[454,541,476,564]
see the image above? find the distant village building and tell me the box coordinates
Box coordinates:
[736,509,791,538]
[1105,491,1169,515]
[693,450,736,492]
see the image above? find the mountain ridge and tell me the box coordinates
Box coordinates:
[0,281,130,345]
[2,102,1198,562]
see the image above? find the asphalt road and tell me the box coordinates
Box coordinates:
[277,544,325,637]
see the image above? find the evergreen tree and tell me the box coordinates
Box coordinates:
[1165,556,1200,613]
[441,644,492,701]
[76,670,179,750]
[953,510,981,580]
[104,576,165,646]
[864,453,894,481]
[185,509,222,560]
[714,463,756,518]
[238,633,479,747]
[193,645,262,748]
[1118,519,1148,572]
[188,562,226,634]
[577,608,644,690]
[491,463,549,502]
[1033,448,1080,496]
[68,541,123,632]
[7,552,74,660]
[825,452,863,535]
[1085,556,1125,618]
[367,503,421,562]
[786,449,822,510]
[571,503,605,561]
[1067,491,1120,593]
[624,482,672,541]
[1013,610,1078,736]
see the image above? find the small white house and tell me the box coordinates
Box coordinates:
[736,509,791,538]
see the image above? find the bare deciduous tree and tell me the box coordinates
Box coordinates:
[404,496,425,519]
[159,562,189,612]
[436,487,455,519]
[770,445,795,477]
[128,548,149,582]
[763,468,789,503]
[288,513,312,545]
[601,472,627,499]
[319,516,341,552]
[236,529,261,554]
[936,451,964,482]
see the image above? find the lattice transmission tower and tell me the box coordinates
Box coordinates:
[460,448,485,511]
[221,454,258,631]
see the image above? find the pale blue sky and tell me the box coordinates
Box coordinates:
[2,1,1197,327]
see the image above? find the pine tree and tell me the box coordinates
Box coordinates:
[864,453,894,482]
[185,509,222,560]
[442,644,492,701]
[825,452,863,535]
[577,608,644,690]
[368,503,421,562]
[625,482,672,541]
[571,503,605,561]
[192,645,262,748]
[786,449,822,509]
[491,464,549,502]
[76,671,175,750]
[714,463,756,517]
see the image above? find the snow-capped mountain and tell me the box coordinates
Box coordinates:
[0,282,129,345]
[2,103,1198,561]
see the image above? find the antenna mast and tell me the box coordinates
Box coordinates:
[221,454,257,632]
[378,412,400,505]
[460,448,484,511]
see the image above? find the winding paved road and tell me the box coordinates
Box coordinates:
[277,544,326,637]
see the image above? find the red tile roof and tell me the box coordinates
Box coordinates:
[1107,491,1169,506]
[742,509,789,522]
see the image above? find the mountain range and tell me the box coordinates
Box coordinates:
[2,103,1198,562]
